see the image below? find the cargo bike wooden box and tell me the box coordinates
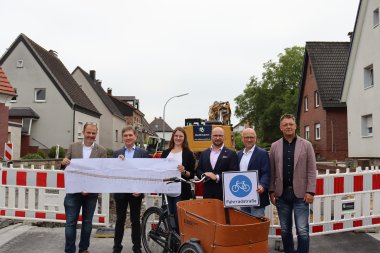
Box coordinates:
[177,199,270,253]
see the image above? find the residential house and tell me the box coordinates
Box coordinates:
[115,96,140,110]
[0,66,21,159]
[341,0,380,162]
[114,95,157,140]
[0,34,101,154]
[8,107,38,157]
[107,90,151,147]
[233,119,252,133]
[72,68,125,150]
[149,117,173,146]
[297,42,350,161]
[141,117,158,138]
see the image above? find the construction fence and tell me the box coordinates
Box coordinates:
[1,164,380,237]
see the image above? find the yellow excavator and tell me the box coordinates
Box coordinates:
[184,101,234,154]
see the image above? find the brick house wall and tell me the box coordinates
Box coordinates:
[20,135,38,157]
[324,109,348,160]
[298,60,348,161]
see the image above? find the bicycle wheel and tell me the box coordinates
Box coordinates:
[141,207,169,253]
[179,242,204,253]
[232,184,239,192]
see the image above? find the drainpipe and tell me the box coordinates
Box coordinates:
[72,103,76,142]
[331,120,334,152]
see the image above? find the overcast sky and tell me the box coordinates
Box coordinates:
[2,0,360,129]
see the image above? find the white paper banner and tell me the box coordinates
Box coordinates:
[64,158,180,193]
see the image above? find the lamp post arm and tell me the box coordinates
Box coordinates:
[162,93,189,146]
[163,96,177,143]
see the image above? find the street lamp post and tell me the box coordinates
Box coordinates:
[162,93,189,147]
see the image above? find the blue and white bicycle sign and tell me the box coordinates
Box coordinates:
[223,171,259,207]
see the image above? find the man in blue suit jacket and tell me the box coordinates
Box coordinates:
[238,128,270,217]
[112,126,149,253]
[196,127,238,201]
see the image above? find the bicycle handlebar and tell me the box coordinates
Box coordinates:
[163,175,208,184]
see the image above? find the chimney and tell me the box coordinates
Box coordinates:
[107,88,112,95]
[347,31,354,42]
[89,70,96,80]
[48,50,58,57]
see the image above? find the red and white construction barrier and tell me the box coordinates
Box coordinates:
[267,166,380,237]
[0,166,109,225]
[1,169,65,188]
[4,142,12,161]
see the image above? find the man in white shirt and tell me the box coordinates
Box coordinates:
[61,122,107,253]
[112,126,149,253]
[237,128,270,217]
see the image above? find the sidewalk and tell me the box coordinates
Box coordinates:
[1,223,380,253]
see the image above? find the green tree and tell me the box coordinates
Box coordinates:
[48,146,65,158]
[106,148,114,158]
[233,132,244,151]
[235,46,304,144]
[23,153,44,160]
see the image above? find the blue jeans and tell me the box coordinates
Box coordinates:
[276,189,310,253]
[167,195,181,233]
[64,193,98,253]
[241,206,266,217]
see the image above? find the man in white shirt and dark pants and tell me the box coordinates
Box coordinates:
[237,128,270,217]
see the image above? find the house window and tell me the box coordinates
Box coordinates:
[305,125,310,140]
[364,65,374,89]
[304,96,309,112]
[78,122,83,138]
[115,130,119,142]
[16,60,24,68]
[35,88,46,102]
[315,123,321,140]
[374,8,379,27]
[314,91,319,108]
[10,88,17,102]
[361,114,373,137]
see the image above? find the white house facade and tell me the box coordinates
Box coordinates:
[72,68,126,150]
[0,34,101,151]
[341,0,380,158]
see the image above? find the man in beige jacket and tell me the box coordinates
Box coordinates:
[269,114,316,253]
[61,122,107,253]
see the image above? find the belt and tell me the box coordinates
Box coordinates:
[284,186,293,191]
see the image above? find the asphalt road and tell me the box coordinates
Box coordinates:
[1,223,380,253]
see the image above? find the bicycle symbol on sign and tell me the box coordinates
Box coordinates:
[231,181,251,193]
[229,175,252,198]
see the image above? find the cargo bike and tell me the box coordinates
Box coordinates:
[141,177,270,253]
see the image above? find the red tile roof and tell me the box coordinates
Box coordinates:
[0,66,17,96]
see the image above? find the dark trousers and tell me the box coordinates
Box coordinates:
[113,193,143,252]
[167,195,181,233]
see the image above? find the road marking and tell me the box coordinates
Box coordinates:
[0,223,33,248]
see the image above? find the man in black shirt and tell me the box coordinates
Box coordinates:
[269,114,316,253]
